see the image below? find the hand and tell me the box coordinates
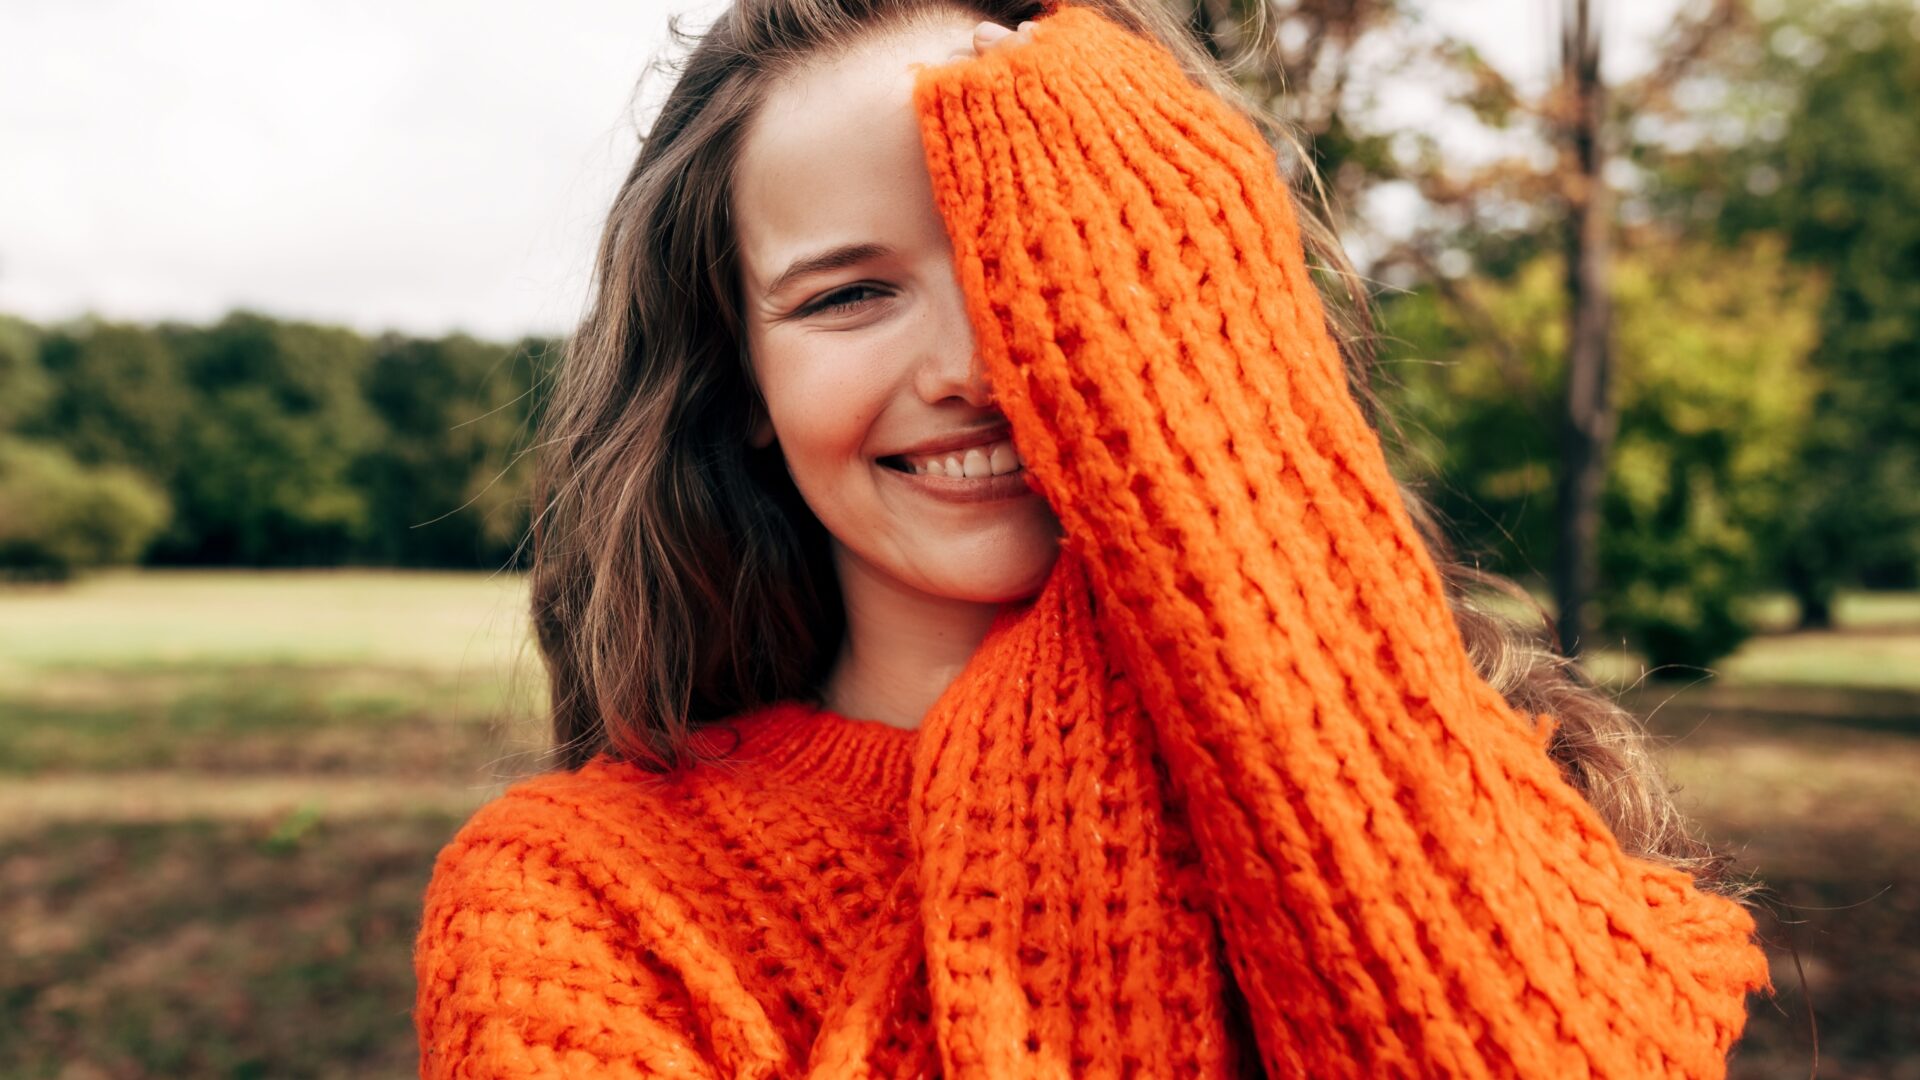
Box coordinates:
[970,19,1039,57]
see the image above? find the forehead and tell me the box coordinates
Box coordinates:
[733,15,977,291]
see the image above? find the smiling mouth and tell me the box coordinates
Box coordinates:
[878,438,1026,479]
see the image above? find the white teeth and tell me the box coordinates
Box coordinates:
[900,438,1026,478]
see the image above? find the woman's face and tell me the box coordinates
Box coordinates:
[734,12,1060,605]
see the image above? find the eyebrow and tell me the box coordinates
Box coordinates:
[764,241,894,300]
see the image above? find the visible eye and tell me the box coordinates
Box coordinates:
[802,284,887,317]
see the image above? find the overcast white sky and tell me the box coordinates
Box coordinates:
[0,0,1683,341]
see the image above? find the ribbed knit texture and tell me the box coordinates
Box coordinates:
[414,8,1769,1077]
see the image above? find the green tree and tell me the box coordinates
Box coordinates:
[10,319,189,571]
[354,333,541,567]
[0,437,170,579]
[165,313,376,564]
[1642,0,1920,622]
[1383,234,1823,670]
[28,319,190,469]
[0,315,49,432]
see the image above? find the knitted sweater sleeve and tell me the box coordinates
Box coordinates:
[912,7,1770,1077]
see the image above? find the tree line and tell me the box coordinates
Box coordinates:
[0,312,544,575]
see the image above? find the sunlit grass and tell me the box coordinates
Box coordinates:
[0,568,536,674]
[0,662,541,776]
[0,571,546,778]
[1715,627,1920,690]
[1743,589,1920,632]
[1581,627,1920,693]
[1471,583,1920,693]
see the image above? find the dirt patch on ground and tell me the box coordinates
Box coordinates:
[2,815,466,1079]
[1626,684,1920,1079]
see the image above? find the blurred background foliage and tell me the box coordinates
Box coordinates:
[0,312,545,578]
[2,0,1917,1076]
[1383,233,1825,668]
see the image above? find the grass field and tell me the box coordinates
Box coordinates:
[2,572,1915,1078]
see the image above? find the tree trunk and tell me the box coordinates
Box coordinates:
[1784,546,1837,630]
[1552,0,1615,658]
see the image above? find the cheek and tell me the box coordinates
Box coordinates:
[758,339,894,477]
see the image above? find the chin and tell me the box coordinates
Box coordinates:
[928,545,1059,605]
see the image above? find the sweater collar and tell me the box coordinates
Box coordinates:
[701,699,919,809]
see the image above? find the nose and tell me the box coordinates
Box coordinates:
[912,281,994,408]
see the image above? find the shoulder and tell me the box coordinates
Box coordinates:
[439,755,674,844]
[423,755,691,905]
[420,701,913,923]
[414,755,722,1011]
[413,757,741,1076]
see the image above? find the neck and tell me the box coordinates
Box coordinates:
[822,547,1003,730]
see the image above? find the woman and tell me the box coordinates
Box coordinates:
[414,1,1771,1076]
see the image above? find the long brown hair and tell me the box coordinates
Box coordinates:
[530,0,1737,887]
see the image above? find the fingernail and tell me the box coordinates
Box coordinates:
[1018,20,1037,30]
[976,22,1013,40]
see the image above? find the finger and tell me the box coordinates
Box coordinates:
[972,19,1041,56]
[972,21,1013,54]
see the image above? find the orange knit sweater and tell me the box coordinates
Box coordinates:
[414,8,1770,1077]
